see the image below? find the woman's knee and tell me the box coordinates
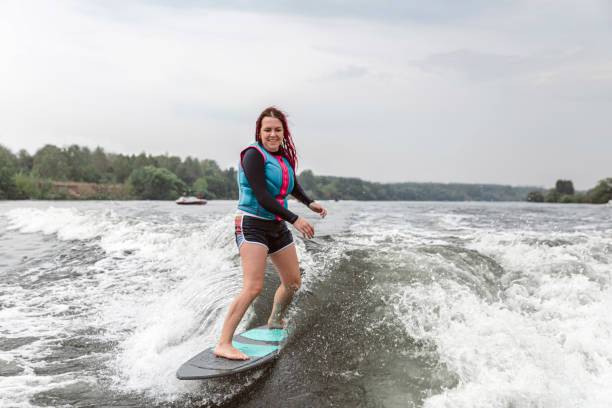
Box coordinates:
[243,282,263,299]
[284,277,301,293]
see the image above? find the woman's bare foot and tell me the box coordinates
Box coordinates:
[268,318,287,329]
[213,343,249,360]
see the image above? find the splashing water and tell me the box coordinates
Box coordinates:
[1,200,611,407]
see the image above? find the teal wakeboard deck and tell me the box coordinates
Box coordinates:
[176,325,287,380]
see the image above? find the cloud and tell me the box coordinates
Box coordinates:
[415,47,612,105]
[418,49,579,81]
[322,65,369,81]
[1,0,611,189]
[146,0,502,23]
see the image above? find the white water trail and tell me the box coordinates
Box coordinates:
[387,227,612,408]
[2,207,244,402]
[2,205,320,404]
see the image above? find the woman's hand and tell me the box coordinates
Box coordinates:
[293,217,314,239]
[308,202,327,218]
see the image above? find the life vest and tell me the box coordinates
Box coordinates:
[237,142,295,220]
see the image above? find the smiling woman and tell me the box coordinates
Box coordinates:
[213,107,327,360]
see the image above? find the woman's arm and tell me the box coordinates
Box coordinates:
[291,177,314,207]
[292,175,327,218]
[241,148,299,223]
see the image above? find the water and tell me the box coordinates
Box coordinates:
[1,200,611,407]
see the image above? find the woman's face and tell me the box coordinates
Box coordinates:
[260,116,284,153]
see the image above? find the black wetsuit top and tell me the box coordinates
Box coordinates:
[241,147,314,224]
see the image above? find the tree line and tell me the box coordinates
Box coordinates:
[0,144,237,200]
[3,143,604,202]
[297,170,535,201]
[526,179,612,204]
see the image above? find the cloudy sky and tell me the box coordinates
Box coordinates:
[1,0,611,189]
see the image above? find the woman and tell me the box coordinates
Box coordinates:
[214,107,327,360]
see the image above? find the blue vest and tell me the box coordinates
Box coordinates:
[237,143,295,220]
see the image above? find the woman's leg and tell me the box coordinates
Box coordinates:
[214,242,268,360]
[268,244,301,328]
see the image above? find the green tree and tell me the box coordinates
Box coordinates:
[110,154,133,183]
[526,190,545,202]
[193,177,210,197]
[585,178,612,204]
[298,170,315,189]
[0,145,17,166]
[0,146,18,199]
[133,152,153,170]
[155,154,182,174]
[545,189,559,203]
[555,180,574,195]
[206,174,227,199]
[126,166,187,200]
[223,167,238,199]
[17,149,33,174]
[14,173,40,199]
[176,156,203,185]
[32,145,70,180]
[201,159,221,177]
[66,145,97,182]
[92,147,111,182]
[194,160,238,199]
[0,164,16,199]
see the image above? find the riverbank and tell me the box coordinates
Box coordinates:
[50,181,129,199]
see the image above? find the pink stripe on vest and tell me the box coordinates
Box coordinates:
[275,156,289,221]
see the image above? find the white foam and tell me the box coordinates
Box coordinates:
[384,226,612,408]
[6,207,116,241]
[1,206,249,403]
[5,202,611,406]
[1,205,321,403]
[0,373,92,408]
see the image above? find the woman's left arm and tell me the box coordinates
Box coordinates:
[292,176,327,218]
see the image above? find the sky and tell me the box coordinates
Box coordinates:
[1,0,611,189]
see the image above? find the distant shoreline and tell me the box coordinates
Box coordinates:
[3,180,540,202]
[3,143,609,203]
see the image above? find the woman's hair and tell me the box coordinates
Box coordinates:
[255,107,298,170]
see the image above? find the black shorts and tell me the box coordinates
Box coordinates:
[234,215,294,254]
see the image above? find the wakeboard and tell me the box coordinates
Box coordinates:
[176,325,287,380]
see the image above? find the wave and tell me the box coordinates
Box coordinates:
[381,229,612,408]
[3,206,254,405]
[2,202,612,407]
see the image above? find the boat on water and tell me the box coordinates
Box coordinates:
[176,195,207,205]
